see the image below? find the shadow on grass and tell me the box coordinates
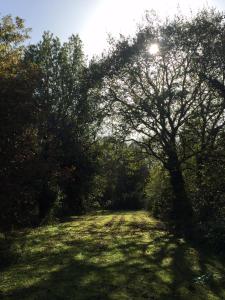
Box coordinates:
[1,213,225,300]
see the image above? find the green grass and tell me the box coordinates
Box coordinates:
[1,211,225,300]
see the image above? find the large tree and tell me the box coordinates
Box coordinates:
[99,10,225,234]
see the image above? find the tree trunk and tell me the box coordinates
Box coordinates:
[167,152,193,237]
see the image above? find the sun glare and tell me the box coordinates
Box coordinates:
[149,44,159,55]
[81,0,214,58]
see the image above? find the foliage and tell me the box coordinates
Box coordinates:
[145,164,174,219]
[0,17,99,229]
[92,138,148,210]
[24,32,94,217]
[0,15,40,230]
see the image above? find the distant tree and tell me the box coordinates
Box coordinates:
[92,138,148,210]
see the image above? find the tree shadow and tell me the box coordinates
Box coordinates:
[2,213,225,300]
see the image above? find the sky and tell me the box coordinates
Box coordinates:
[1,0,225,59]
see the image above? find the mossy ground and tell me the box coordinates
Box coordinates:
[0,211,225,299]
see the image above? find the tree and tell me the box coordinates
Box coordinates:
[0,15,40,229]
[99,10,225,235]
[25,32,98,217]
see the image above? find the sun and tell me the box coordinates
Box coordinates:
[148,43,159,55]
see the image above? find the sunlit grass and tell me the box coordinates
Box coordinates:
[1,211,225,299]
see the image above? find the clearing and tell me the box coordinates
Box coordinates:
[0,211,225,299]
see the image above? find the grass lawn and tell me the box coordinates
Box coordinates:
[0,210,225,300]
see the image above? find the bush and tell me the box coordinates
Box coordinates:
[145,165,174,219]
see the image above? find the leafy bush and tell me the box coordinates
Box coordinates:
[145,165,174,219]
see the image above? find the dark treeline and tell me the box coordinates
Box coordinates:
[1,9,225,251]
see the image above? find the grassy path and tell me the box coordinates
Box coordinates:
[1,211,225,299]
